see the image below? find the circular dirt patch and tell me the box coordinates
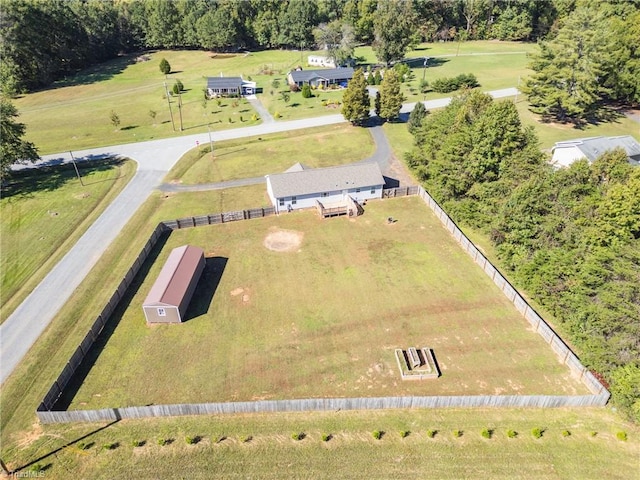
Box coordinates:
[263,228,303,252]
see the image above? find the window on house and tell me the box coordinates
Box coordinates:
[157,308,166,317]
[321,192,329,197]
[291,196,297,205]
[371,187,376,194]
[279,199,284,206]
[356,188,361,193]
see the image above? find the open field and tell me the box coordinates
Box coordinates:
[165,124,375,184]
[2,408,637,479]
[63,196,586,410]
[0,158,135,322]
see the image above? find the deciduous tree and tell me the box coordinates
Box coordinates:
[341,68,370,125]
[378,69,404,121]
[0,98,39,181]
[372,0,418,66]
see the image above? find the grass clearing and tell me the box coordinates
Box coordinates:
[64,196,586,410]
[165,124,375,184]
[2,408,637,479]
[0,159,135,322]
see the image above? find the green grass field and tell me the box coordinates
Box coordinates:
[0,159,135,322]
[2,408,637,479]
[165,124,375,184]
[65,196,586,410]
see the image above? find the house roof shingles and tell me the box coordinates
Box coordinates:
[289,67,354,84]
[267,162,384,198]
[553,136,640,164]
[207,77,243,90]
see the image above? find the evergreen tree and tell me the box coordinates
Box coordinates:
[408,101,427,134]
[159,58,171,75]
[522,6,612,124]
[0,98,39,181]
[374,91,381,117]
[341,68,370,125]
[378,69,404,121]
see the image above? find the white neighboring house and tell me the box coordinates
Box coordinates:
[206,75,257,97]
[308,55,336,68]
[551,136,640,168]
[265,162,385,214]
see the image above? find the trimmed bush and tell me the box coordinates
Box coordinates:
[507,429,518,438]
[77,441,93,450]
[531,428,544,439]
[589,431,598,437]
[185,435,201,445]
[372,430,383,440]
[561,430,571,437]
[321,433,332,442]
[241,435,253,443]
[291,432,305,441]
[481,428,493,439]
[102,442,118,450]
[131,440,145,447]
[431,73,479,93]
[301,84,312,98]
[426,429,437,438]
[157,438,170,446]
[452,429,463,438]
[616,431,628,441]
[400,430,410,438]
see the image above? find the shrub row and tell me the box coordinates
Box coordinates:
[430,73,479,93]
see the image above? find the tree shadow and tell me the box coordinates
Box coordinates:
[49,54,135,89]
[183,256,228,321]
[121,125,138,131]
[52,230,171,410]
[1,157,126,199]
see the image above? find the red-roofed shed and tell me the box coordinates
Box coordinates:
[143,245,205,323]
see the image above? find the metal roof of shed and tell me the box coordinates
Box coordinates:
[143,245,205,307]
[289,67,354,83]
[267,162,384,198]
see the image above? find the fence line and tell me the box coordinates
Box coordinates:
[415,186,610,401]
[36,193,610,424]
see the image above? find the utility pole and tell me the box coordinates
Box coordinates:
[422,58,428,101]
[69,151,84,186]
[207,124,214,159]
[177,91,183,131]
[164,82,176,132]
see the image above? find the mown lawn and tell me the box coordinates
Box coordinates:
[165,124,375,184]
[2,408,637,479]
[0,159,135,322]
[64,196,586,411]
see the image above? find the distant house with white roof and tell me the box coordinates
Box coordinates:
[551,136,640,168]
[206,76,256,97]
[265,162,385,215]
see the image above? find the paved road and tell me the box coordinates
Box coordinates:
[0,88,519,385]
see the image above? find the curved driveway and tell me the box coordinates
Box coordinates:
[0,88,518,385]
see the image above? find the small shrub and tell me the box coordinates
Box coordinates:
[290,83,300,92]
[616,431,627,441]
[321,433,332,442]
[481,428,492,439]
[291,432,305,441]
[301,84,312,98]
[241,435,252,443]
[507,430,518,438]
[28,463,45,472]
[102,442,118,450]
[426,429,437,438]
[400,430,410,438]
[274,111,282,118]
[372,430,383,440]
[252,113,258,121]
[131,440,145,447]
[452,429,463,438]
[77,441,92,450]
[561,430,571,437]
[531,428,544,439]
[589,431,598,437]
[157,438,169,446]
[185,435,201,445]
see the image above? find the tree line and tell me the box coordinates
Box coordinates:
[405,89,640,424]
[0,0,586,95]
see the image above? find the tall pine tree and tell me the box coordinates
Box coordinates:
[341,68,370,125]
[378,69,404,121]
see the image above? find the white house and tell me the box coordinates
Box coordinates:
[206,75,257,97]
[265,162,385,215]
[308,55,336,68]
[551,136,640,168]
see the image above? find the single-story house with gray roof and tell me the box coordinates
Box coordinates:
[551,136,640,168]
[287,67,354,88]
[265,162,384,214]
[206,76,257,97]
